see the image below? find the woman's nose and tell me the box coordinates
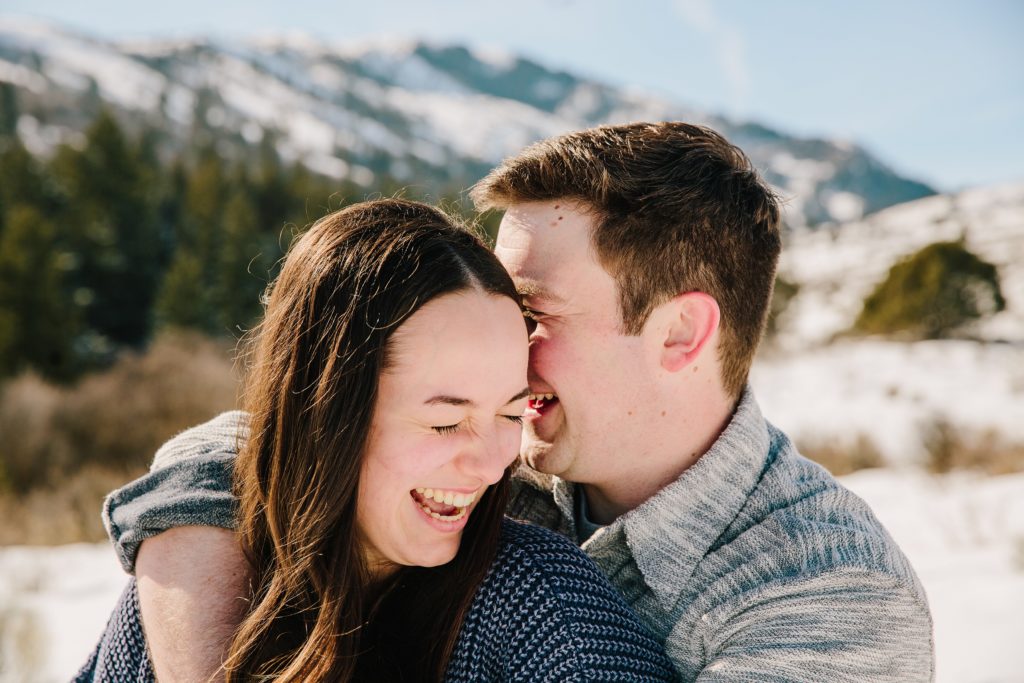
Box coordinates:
[458,428,517,485]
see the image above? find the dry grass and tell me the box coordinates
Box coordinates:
[0,465,147,545]
[923,416,1024,475]
[0,330,241,544]
[797,434,887,477]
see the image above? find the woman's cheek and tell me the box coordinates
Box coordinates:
[374,433,457,480]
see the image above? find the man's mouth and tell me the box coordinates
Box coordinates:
[410,487,480,522]
[528,393,559,415]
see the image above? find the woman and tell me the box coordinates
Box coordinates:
[77,199,676,682]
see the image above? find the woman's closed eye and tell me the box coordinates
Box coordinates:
[431,423,461,435]
[431,414,522,435]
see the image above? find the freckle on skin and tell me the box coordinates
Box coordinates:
[661,410,666,417]
[627,411,633,416]
[554,204,560,209]
[692,365,699,373]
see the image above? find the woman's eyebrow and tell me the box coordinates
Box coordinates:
[506,387,531,404]
[424,395,472,407]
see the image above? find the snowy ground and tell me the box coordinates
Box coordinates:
[1,470,1022,682]
[843,470,1024,683]
[751,339,1024,465]
[0,542,125,682]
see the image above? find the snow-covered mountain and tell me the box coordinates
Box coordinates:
[776,181,1024,347]
[0,17,935,228]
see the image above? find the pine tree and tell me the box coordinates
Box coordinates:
[154,250,211,330]
[215,191,268,334]
[0,137,58,217]
[49,111,161,348]
[0,205,76,380]
[0,82,17,138]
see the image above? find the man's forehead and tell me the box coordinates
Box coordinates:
[493,227,565,304]
[496,202,594,259]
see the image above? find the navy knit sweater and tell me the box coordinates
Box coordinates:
[76,519,677,682]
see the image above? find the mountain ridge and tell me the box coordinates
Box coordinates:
[0,16,935,227]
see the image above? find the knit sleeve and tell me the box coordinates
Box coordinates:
[446,520,678,682]
[102,411,247,573]
[688,567,934,682]
[72,580,154,683]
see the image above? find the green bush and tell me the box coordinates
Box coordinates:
[854,240,1005,339]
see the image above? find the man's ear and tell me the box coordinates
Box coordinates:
[660,292,721,373]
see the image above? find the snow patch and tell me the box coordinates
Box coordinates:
[0,58,47,93]
[826,190,865,222]
[752,340,1024,464]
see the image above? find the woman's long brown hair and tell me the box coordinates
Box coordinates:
[222,199,521,682]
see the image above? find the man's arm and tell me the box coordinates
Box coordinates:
[103,410,247,573]
[103,411,249,682]
[137,527,251,682]
[679,568,934,682]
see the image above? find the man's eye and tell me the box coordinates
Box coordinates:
[432,424,461,435]
[522,308,541,333]
[502,415,524,425]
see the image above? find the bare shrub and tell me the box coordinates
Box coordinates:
[0,329,240,496]
[0,465,146,545]
[0,330,240,544]
[923,416,1024,475]
[796,434,886,476]
[0,373,69,493]
[51,329,242,475]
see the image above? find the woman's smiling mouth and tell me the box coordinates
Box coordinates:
[410,487,481,528]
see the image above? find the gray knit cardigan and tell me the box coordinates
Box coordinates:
[75,518,677,682]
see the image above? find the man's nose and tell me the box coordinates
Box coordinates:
[527,337,544,379]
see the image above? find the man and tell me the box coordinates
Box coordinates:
[104,122,934,681]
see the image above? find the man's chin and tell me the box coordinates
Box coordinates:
[521,440,567,476]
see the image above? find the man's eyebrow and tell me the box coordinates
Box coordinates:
[515,280,565,305]
[424,387,530,408]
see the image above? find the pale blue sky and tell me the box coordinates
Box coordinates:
[4,0,1022,191]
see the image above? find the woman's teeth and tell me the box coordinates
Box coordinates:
[412,488,479,522]
[415,487,477,508]
[421,505,467,522]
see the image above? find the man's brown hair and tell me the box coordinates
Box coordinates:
[471,121,782,399]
